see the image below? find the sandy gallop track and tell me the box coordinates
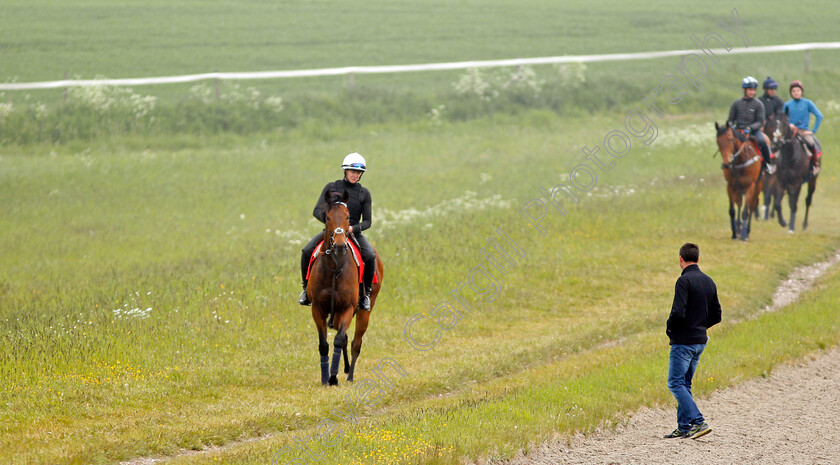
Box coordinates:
[499,347,840,465]
[499,251,840,465]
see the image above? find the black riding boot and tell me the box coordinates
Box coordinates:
[299,280,311,306]
[358,259,375,311]
[358,283,371,311]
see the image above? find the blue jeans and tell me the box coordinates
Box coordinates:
[667,343,706,431]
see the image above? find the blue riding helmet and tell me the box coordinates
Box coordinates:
[741,76,758,89]
[762,76,778,90]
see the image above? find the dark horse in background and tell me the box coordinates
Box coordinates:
[756,115,782,220]
[307,190,384,385]
[770,113,819,233]
[715,122,763,241]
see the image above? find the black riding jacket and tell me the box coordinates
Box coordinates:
[727,97,765,133]
[313,179,372,233]
[759,93,785,120]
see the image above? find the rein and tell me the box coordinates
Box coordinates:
[322,201,350,320]
[720,132,758,171]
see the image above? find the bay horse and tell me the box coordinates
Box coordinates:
[770,113,818,232]
[715,122,763,241]
[307,190,384,386]
[757,115,782,220]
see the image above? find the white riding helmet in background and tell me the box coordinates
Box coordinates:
[341,152,367,172]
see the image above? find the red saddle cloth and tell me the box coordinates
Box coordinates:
[306,239,378,284]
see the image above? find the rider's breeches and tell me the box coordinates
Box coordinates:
[301,233,324,282]
[354,233,376,289]
[802,132,822,156]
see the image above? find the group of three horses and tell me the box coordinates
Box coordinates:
[715,112,818,240]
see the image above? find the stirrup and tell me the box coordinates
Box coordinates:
[299,289,311,306]
[358,288,371,311]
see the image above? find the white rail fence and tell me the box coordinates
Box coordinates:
[1,41,839,91]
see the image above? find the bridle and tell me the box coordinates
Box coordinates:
[323,201,349,268]
[719,128,760,171]
[322,201,350,319]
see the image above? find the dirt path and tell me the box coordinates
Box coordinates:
[499,251,840,465]
[499,347,840,465]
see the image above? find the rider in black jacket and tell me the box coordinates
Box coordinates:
[299,153,376,310]
[758,76,785,120]
[727,76,776,174]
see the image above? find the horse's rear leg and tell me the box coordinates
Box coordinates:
[347,310,371,383]
[803,178,816,230]
[729,201,737,240]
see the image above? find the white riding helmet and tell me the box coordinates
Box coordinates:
[341,152,367,172]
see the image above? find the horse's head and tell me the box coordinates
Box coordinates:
[777,111,795,140]
[714,122,738,165]
[323,190,351,258]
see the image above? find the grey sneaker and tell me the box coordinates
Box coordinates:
[685,422,711,439]
[663,428,690,438]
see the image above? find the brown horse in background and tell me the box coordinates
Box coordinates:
[771,113,818,233]
[307,190,384,385]
[715,122,763,241]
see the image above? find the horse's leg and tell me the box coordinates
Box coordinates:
[762,178,773,220]
[803,177,816,230]
[734,190,747,241]
[787,186,800,233]
[347,309,370,383]
[727,188,737,240]
[312,306,330,386]
[343,341,350,374]
[773,182,786,228]
[745,179,761,239]
[329,308,354,386]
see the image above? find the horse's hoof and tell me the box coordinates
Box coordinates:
[788,229,795,234]
[329,376,339,386]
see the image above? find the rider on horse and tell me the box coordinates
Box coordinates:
[783,80,824,176]
[299,152,376,310]
[759,76,785,120]
[727,76,776,175]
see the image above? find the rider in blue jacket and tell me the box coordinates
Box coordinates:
[783,80,823,175]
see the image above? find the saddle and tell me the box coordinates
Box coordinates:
[305,237,379,284]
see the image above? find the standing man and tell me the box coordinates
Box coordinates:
[663,243,722,440]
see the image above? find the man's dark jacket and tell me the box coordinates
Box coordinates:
[759,93,785,120]
[727,97,765,133]
[667,264,722,345]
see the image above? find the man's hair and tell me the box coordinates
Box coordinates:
[680,243,700,263]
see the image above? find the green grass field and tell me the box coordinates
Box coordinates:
[2,1,840,464]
